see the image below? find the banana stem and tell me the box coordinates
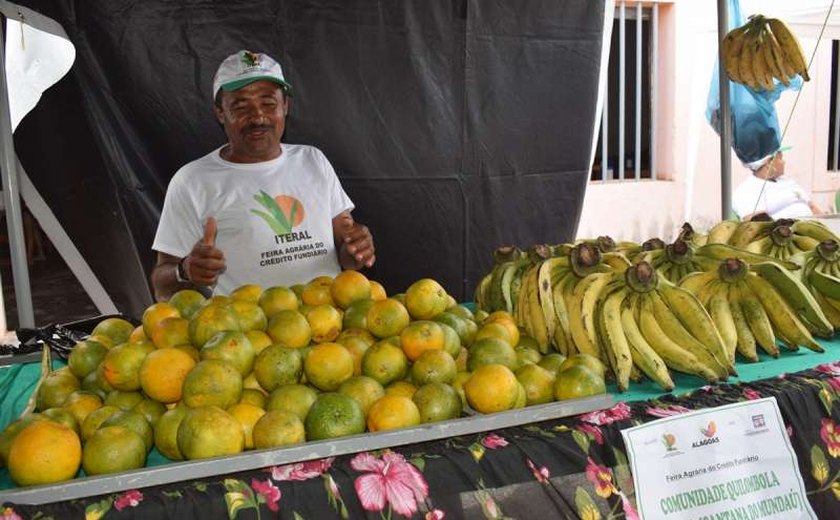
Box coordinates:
[596,236,615,253]
[816,240,840,263]
[678,222,696,243]
[526,244,551,264]
[665,239,694,265]
[642,238,666,252]
[769,225,793,247]
[570,242,603,278]
[493,246,523,264]
[625,261,658,293]
[718,257,748,283]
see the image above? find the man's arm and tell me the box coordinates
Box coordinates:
[333,211,375,270]
[150,218,227,301]
[151,252,193,302]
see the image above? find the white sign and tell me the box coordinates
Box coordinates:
[621,397,816,520]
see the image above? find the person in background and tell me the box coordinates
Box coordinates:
[732,147,821,220]
[151,50,375,301]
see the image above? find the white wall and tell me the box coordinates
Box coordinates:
[577,0,840,243]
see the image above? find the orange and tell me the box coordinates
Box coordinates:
[240,388,267,409]
[474,322,516,346]
[338,375,386,415]
[366,395,421,432]
[87,333,115,349]
[452,372,472,408]
[515,364,556,405]
[537,353,567,375]
[36,371,81,411]
[149,317,190,349]
[302,279,335,306]
[330,270,372,309]
[404,278,449,320]
[434,311,477,347]
[400,320,445,361]
[252,410,306,449]
[455,346,469,372]
[154,406,189,460]
[412,382,463,423]
[0,414,47,465]
[291,284,306,302]
[104,389,145,411]
[80,405,121,442]
[142,302,181,338]
[177,405,245,460]
[176,344,201,362]
[337,335,370,376]
[464,364,519,414]
[245,330,273,354]
[101,342,154,391]
[200,331,256,376]
[342,299,375,330]
[411,350,457,385]
[230,283,263,304]
[304,393,366,440]
[91,317,136,346]
[101,409,154,452]
[304,342,355,391]
[447,304,475,322]
[515,346,542,367]
[266,384,319,421]
[337,327,376,346]
[188,304,241,347]
[182,359,243,409]
[369,280,387,300]
[242,372,265,393]
[227,300,268,333]
[467,337,517,372]
[438,322,462,357]
[83,425,146,476]
[474,309,489,322]
[8,421,81,486]
[42,407,79,434]
[64,391,103,425]
[258,286,299,318]
[516,334,541,351]
[361,339,409,386]
[139,348,197,403]
[168,289,207,319]
[385,380,418,399]
[203,294,232,307]
[558,353,607,378]
[554,365,606,401]
[306,304,343,343]
[227,402,266,449]
[483,311,520,347]
[253,345,303,392]
[366,298,411,338]
[68,340,109,379]
[267,309,312,348]
[132,398,166,428]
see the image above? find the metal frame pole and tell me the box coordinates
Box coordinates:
[717,0,733,220]
[0,17,34,327]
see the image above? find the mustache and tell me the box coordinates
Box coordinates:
[243,124,273,133]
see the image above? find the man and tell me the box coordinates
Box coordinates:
[732,148,820,220]
[151,50,375,301]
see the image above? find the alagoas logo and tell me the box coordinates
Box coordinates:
[692,421,720,448]
[251,191,311,242]
[662,433,677,452]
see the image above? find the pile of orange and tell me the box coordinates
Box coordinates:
[0,269,606,487]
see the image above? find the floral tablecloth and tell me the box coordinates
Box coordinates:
[6,360,840,519]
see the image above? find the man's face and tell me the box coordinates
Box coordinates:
[766,152,786,179]
[214,80,289,163]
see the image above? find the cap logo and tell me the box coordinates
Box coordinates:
[241,51,261,68]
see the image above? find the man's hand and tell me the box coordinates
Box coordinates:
[334,212,375,269]
[184,217,227,286]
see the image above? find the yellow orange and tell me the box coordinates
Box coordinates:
[464,364,519,414]
[266,309,312,348]
[366,298,411,338]
[258,286,299,317]
[404,278,449,320]
[306,304,343,343]
[400,320,445,361]
[366,395,421,432]
[8,421,81,486]
[303,342,354,391]
[139,348,196,403]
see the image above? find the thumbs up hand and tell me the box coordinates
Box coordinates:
[183,217,226,286]
[335,211,375,269]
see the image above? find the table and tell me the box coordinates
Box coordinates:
[2,344,840,519]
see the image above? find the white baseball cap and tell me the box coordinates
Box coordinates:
[212,50,293,99]
[745,145,792,171]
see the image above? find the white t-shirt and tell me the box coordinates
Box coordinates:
[732,175,813,220]
[153,144,354,294]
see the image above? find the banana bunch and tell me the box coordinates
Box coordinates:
[595,262,731,392]
[745,221,821,259]
[680,257,831,364]
[795,240,840,330]
[704,217,835,258]
[722,14,809,92]
[637,239,717,284]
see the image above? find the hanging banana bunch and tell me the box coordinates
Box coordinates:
[722,14,810,92]
[595,261,731,392]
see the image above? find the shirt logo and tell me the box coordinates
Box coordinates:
[251,191,305,235]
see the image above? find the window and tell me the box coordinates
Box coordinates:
[592,2,659,182]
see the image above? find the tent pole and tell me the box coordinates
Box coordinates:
[717,0,733,220]
[0,18,34,328]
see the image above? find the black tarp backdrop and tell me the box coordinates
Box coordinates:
[10,0,605,319]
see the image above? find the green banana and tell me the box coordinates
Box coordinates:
[744,272,823,352]
[707,282,737,365]
[750,261,833,337]
[696,242,799,270]
[808,268,840,301]
[792,220,839,243]
[728,283,759,362]
[737,280,780,358]
[728,220,775,248]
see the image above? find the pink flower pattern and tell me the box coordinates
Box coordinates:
[251,478,281,513]
[351,451,429,517]
[0,508,21,520]
[579,402,631,426]
[526,458,550,483]
[425,509,445,520]
[481,434,509,449]
[585,457,615,498]
[827,377,840,393]
[821,419,840,458]
[743,388,761,400]
[816,362,840,376]
[617,490,639,520]
[645,404,692,418]
[114,490,143,511]
[271,457,335,481]
[575,423,604,445]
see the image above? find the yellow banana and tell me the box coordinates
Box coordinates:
[656,283,733,375]
[751,261,833,337]
[537,258,565,345]
[621,298,674,391]
[792,234,820,252]
[679,270,718,296]
[737,280,780,357]
[707,282,738,365]
[728,283,759,362]
[638,295,719,383]
[728,220,775,249]
[707,220,740,244]
[813,291,840,330]
[567,271,612,361]
[696,242,798,270]
[767,17,810,81]
[600,252,632,272]
[792,220,839,243]
[738,30,759,90]
[809,267,840,301]
[549,269,576,355]
[525,266,550,353]
[751,31,775,91]
[598,287,632,392]
[647,289,730,378]
[761,26,789,86]
[744,272,823,352]
[722,25,750,83]
[767,25,796,82]
[746,236,772,254]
